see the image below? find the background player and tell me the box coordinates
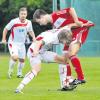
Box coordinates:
[2,7,36,78]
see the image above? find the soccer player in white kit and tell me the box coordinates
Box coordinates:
[15,26,77,93]
[2,7,36,78]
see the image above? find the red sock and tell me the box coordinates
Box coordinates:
[66,63,71,76]
[70,55,84,80]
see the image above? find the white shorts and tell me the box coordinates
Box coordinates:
[8,42,26,59]
[27,51,57,67]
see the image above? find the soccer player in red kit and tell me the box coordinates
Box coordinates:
[33,8,94,88]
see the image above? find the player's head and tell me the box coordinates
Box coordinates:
[19,7,27,22]
[33,9,49,25]
[58,29,72,45]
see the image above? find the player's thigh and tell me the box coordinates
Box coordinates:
[41,51,57,63]
[29,55,42,72]
[8,43,18,58]
[68,42,80,56]
[54,54,68,64]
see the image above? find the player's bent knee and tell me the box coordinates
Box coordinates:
[68,46,80,57]
[11,55,18,61]
[68,48,80,57]
[68,51,76,57]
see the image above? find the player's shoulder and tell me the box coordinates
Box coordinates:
[8,18,19,24]
[26,19,32,24]
[6,18,18,25]
[11,17,19,21]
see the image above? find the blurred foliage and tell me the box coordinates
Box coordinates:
[0,0,52,40]
[0,0,5,4]
[27,0,44,7]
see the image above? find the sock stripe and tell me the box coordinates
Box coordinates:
[28,76,33,80]
[25,72,31,77]
[31,70,36,76]
[26,71,35,80]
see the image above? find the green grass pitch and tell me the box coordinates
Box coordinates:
[0,55,100,100]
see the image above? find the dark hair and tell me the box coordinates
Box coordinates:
[19,7,27,12]
[33,9,47,21]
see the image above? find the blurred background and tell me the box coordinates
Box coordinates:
[0,0,100,56]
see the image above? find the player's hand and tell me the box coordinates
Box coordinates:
[75,21,83,27]
[83,21,94,27]
[1,39,6,44]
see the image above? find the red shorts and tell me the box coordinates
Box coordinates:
[63,23,94,51]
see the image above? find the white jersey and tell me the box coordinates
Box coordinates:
[37,29,60,45]
[27,29,60,58]
[5,17,33,43]
[27,26,70,58]
[36,26,70,45]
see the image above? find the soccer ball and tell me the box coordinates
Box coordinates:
[65,76,74,87]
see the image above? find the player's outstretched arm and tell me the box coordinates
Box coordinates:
[67,23,81,28]
[29,31,36,42]
[61,22,83,30]
[69,8,83,27]
[2,28,8,44]
[32,40,44,56]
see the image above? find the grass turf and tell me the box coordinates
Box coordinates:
[0,55,100,100]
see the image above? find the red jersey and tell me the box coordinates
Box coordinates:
[51,8,94,51]
[52,8,74,28]
[52,8,89,29]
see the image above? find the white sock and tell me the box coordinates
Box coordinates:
[17,70,37,91]
[17,62,25,76]
[58,64,67,88]
[8,59,16,74]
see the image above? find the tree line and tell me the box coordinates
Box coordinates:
[0,0,52,40]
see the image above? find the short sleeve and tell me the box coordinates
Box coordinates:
[5,20,14,30]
